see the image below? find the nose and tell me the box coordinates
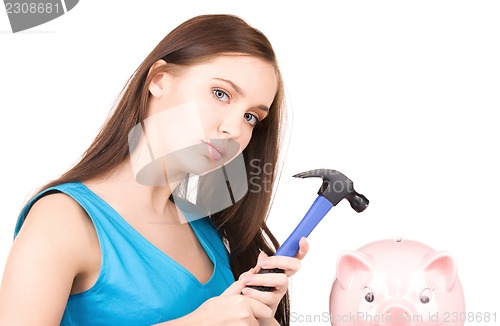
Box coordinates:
[218,110,243,140]
[383,306,414,326]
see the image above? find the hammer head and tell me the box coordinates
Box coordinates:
[293,169,369,212]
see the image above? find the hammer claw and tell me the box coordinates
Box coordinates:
[292,169,340,180]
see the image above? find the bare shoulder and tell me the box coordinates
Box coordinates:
[17,191,98,271]
[28,190,87,219]
[11,191,99,275]
[0,191,100,324]
[18,192,93,247]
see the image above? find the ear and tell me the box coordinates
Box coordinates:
[336,250,373,290]
[422,251,458,292]
[148,59,168,98]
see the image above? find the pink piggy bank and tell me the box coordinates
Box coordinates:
[329,238,465,326]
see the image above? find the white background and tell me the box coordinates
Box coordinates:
[1,1,499,325]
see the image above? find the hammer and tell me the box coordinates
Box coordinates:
[250,169,369,291]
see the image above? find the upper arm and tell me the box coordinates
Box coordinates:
[0,193,95,325]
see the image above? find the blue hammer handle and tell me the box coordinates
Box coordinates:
[249,195,333,292]
[275,195,333,256]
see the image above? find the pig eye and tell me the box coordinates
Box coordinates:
[365,292,374,302]
[420,288,432,304]
[363,287,374,303]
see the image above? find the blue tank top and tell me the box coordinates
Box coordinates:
[14,182,235,325]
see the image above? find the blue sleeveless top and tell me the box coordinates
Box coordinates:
[14,182,235,325]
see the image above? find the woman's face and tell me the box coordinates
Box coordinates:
[139,55,278,182]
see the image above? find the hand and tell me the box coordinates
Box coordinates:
[176,279,273,326]
[239,237,310,324]
[162,239,309,326]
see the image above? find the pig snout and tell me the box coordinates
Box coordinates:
[375,300,419,326]
[382,306,414,326]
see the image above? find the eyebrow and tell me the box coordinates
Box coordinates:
[213,78,270,113]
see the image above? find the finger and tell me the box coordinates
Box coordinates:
[244,296,274,321]
[295,237,310,260]
[241,286,280,307]
[243,272,289,293]
[258,256,301,277]
[254,251,268,270]
[221,279,246,296]
[238,268,257,281]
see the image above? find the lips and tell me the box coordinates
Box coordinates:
[202,141,226,161]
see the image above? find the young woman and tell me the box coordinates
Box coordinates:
[0,14,308,325]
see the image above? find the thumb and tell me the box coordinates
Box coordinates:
[221,279,246,296]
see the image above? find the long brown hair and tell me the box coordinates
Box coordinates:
[38,14,289,324]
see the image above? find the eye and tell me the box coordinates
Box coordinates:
[213,88,230,103]
[363,287,374,303]
[420,288,432,304]
[244,113,260,126]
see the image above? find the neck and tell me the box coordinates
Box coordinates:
[85,158,188,223]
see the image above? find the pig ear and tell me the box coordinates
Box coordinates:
[336,250,373,290]
[422,251,458,292]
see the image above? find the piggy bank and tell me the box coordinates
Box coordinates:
[329,238,465,326]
